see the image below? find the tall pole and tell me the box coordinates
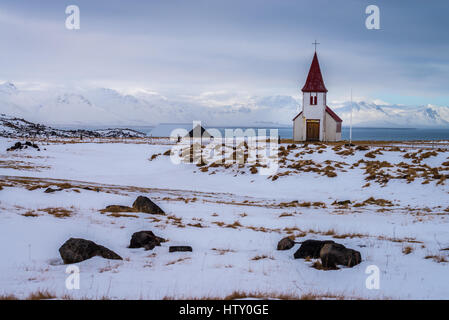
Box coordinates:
[350,89,353,145]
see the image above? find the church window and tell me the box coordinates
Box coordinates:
[310,93,317,105]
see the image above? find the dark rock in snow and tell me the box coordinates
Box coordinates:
[277,237,295,250]
[334,200,351,206]
[59,238,122,264]
[44,187,62,193]
[169,246,192,253]
[132,196,165,215]
[6,141,40,151]
[294,239,335,259]
[320,243,362,269]
[129,231,166,250]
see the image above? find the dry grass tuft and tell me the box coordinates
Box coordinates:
[0,294,18,300]
[251,255,273,261]
[402,246,414,255]
[40,207,73,218]
[425,255,448,263]
[22,210,39,217]
[166,257,191,266]
[27,290,56,300]
[108,213,139,218]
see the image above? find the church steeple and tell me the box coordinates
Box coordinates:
[301,52,328,93]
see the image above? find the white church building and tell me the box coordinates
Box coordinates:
[293,52,342,142]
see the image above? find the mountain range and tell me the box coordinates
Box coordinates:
[0,82,448,128]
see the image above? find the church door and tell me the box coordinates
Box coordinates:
[306,120,320,141]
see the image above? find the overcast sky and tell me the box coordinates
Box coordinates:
[0,0,448,106]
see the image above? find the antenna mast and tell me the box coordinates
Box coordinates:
[350,89,353,145]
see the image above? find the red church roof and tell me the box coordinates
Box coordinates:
[301,52,328,93]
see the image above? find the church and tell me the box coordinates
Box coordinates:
[292,51,342,142]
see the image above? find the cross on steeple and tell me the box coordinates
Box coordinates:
[312,40,320,52]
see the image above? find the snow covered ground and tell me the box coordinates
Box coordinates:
[0,137,448,299]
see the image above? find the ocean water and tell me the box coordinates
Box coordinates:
[57,125,449,141]
[199,127,449,141]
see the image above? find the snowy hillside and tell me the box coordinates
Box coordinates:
[0,138,448,299]
[0,114,146,138]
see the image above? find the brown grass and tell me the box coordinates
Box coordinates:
[22,210,39,217]
[40,207,73,218]
[27,290,56,300]
[251,255,273,261]
[100,205,137,214]
[425,255,448,263]
[0,294,18,300]
[402,246,414,255]
[166,257,191,266]
[108,213,139,218]
[163,290,346,300]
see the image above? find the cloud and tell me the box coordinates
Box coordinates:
[0,1,447,106]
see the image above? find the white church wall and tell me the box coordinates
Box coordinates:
[324,112,342,142]
[293,116,304,141]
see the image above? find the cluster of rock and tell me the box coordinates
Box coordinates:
[6,141,40,151]
[0,114,146,138]
[58,195,192,264]
[278,237,362,270]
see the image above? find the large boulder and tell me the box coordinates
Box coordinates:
[294,239,335,259]
[320,243,362,269]
[277,237,295,250]
[132,196,165,215]
[129,231,166,250]
[59,238,122,264]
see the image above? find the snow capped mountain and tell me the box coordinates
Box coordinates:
[333,101,449,128]
[0,81,448,128]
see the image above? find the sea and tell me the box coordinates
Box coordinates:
[57,125,449,141]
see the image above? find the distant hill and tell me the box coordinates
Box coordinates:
[0,114,146,138]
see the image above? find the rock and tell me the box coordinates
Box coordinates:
[334,200,351,206]
[59,238,122,264]
[169,246,192,253]
[129,231,166,250]
[294,239,335,259]
[277,237,295,250]
[320,243,362,269]
[7,142,23,151]
[44,187,62,193]
[132,196,165,215]
[6,141,39,151]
